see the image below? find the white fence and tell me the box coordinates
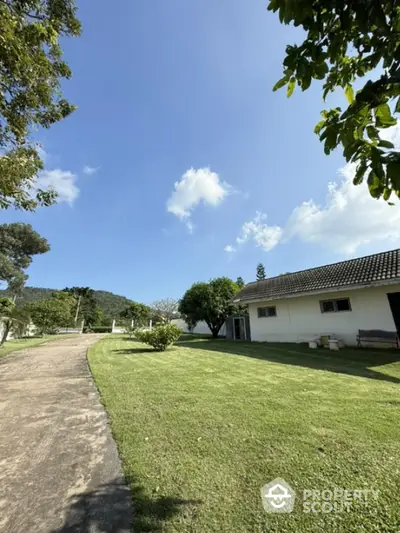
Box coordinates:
[0,319,84,339]
[111,319,153,334]
[57,321,84,334]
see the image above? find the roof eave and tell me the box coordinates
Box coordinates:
[235,278,400,305]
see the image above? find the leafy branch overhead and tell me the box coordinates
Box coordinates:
[0,0,81,210]
[270,0,400,201]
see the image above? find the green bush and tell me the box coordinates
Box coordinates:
[135,324,182,351]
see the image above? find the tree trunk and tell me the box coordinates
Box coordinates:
[208,322,222,338]
[74,295,82,324]
[0,320,11,346]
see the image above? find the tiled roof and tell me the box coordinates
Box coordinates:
[236,249,400,303]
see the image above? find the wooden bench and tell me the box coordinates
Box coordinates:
[357,329,399,348]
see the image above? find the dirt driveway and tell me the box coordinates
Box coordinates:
[0,335,131,533]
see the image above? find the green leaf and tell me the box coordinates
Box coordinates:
[367,169,380,189]
[378,139,395,149]
[386,161,400,190]
[301,75,312,91]
[287,77,296,97]
[383,188,392,201]
[375,104,397,128]
[344,85,354,104]
[396,96,400,114]
[367,169,384,198]
[314,119,325,135]
[366,126,379,141]
[273,76,289,92]
[353,161,367,185]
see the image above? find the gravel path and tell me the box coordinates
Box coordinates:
[0,335,131,533]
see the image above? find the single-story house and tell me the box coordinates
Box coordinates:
[233,249,400,346]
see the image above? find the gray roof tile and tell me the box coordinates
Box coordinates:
[236,249,400,302]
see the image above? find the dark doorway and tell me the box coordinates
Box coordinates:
[387,292,400,334]
[233,317,246,340]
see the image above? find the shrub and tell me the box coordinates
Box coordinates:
[135,324,182,351]
[135,329,152,343]
[124,325,136,338]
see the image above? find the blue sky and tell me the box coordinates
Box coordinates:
[2,0,400,304]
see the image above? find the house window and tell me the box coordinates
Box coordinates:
[320,298,351,313]
[257,306,277,318]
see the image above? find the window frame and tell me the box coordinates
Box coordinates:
[257,306,277,318]
[319,297,352,314]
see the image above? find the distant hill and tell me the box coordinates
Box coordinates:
[0,287,133,318]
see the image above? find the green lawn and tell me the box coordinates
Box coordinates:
[88,335,400,533]
[0,334,79,358]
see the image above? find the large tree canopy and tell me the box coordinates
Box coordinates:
[26,292,76,334]
[120,301,151,327]
[179,278,239,338]
[270,0,400,201]
[0,0,81,210]
[63,286,102,325]
[0,223,50,292]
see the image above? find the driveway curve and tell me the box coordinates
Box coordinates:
[0,335,131,533]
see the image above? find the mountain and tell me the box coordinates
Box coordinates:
[0,287,133,319]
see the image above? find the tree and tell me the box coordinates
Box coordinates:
[236,276,245,289]
[151,298,179,323]
[0,223,50,292]
[63,287,101,325]
[270,0,400,201]
[0,297,30,345]
[26,292,76,335]
[0,0,81,211]
[179,278,239,338]
[256,263,266,281]
[120,302,151,328]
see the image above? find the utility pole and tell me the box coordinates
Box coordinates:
[74,295,82,324]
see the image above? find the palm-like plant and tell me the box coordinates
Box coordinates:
[0,298,31,346]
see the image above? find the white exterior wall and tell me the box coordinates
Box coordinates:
[248,284,400,346]
[171,319,226,336]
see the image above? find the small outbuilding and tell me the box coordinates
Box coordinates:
[233,249,400,346]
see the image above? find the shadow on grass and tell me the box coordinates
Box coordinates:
[113,347,156,355]
[53,476,200,533]
[174,336,400,384]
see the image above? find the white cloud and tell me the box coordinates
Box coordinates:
[225,124,400,256]
[167,167,230,231]
[82,165,99,176]
[224,244,236,253]
[227,211,282,252]
[35,169,79,205]
[285,163,400,254]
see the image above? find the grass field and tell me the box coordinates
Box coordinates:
[0,334,79,358]
[88,334,400,533]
